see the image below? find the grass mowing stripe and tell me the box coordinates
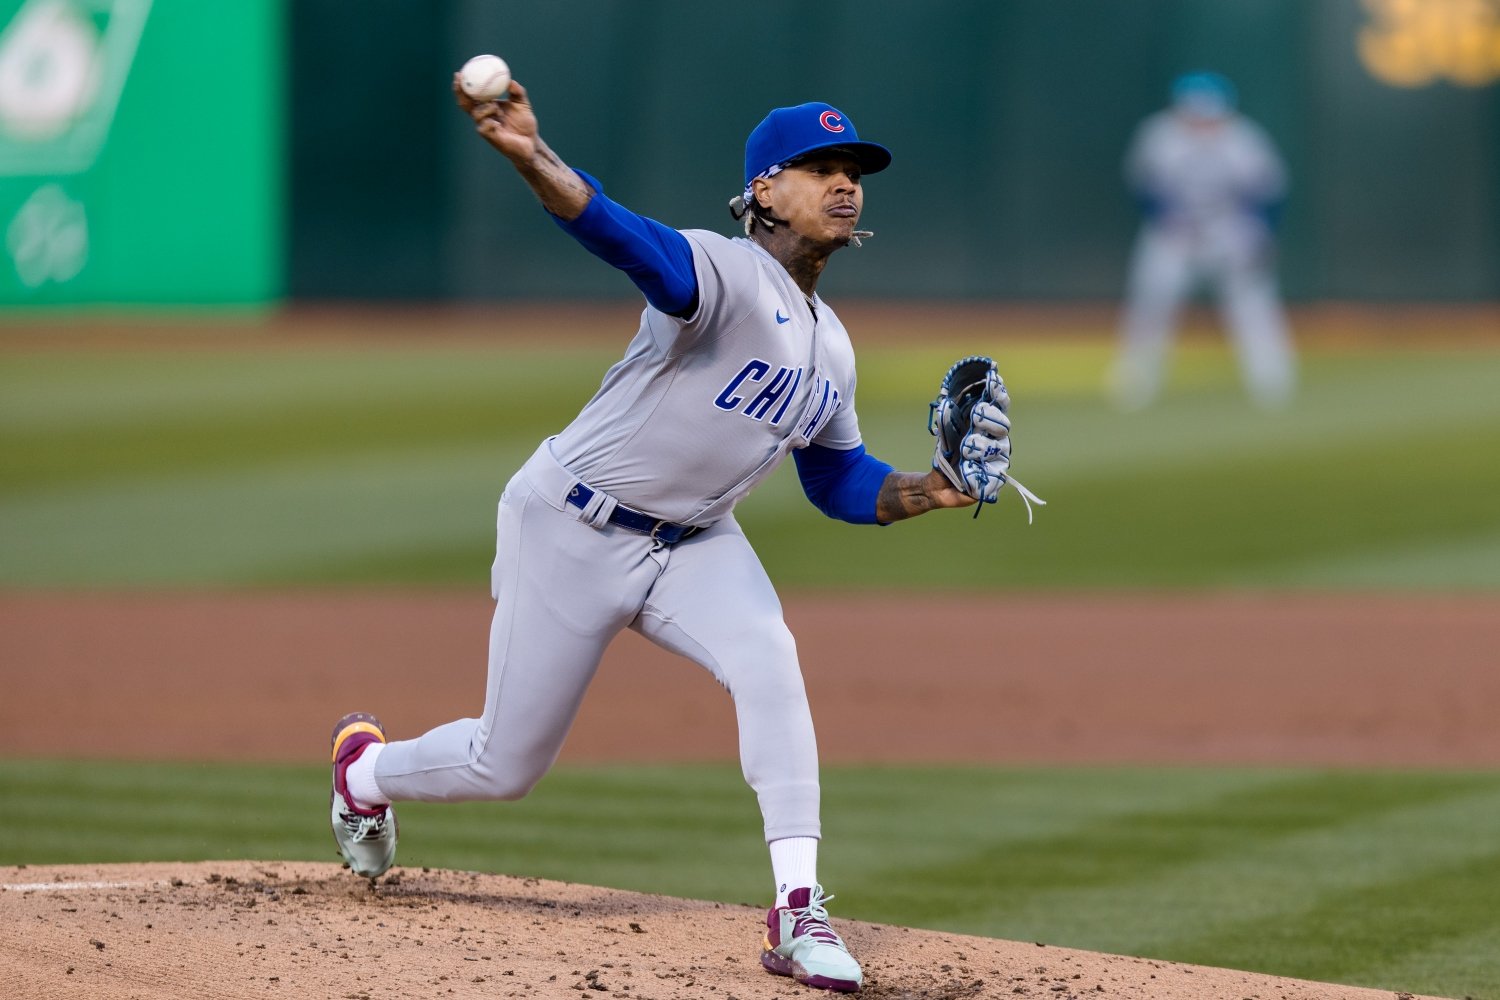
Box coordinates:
[0,444,526,586]
[842,772,1492,934]
[1012,350,1500,479]
[0,760,772,904]
[741,417,1500,590]
[4,342,1499,589]
[943,777,1500,987]
[1133,781,1500,989]
[1260,526,1500,589]
[0,383,570,496]
[0,348,615,432]
[1060,423,1500,583]
[2,761,1496,996]
[0,346,623,495]
[1358,924,1500,1000]
[1162,852,1500,997]
[0,762,322,863]
[259,540,495,587]
[817,767,1298,873]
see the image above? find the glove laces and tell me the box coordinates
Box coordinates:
[1004,474,1046,524]
[968,471,1046,523]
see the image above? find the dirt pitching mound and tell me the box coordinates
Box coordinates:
[1,862,1440,1000]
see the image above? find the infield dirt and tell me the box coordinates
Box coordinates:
[0,861,1448,1000]
[2,591,1496,766]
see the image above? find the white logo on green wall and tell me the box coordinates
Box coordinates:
[7,182,85,285]
[0,0,151,176]
[1,0,277,304]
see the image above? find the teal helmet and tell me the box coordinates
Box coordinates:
[1171,71,1237,117]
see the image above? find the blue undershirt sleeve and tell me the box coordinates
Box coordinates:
[550,170,698,317]
[793,443,895,526]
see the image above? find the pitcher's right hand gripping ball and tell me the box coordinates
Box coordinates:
[929,355,1046,521]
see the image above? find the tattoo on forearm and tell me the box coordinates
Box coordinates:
[519,141,591,220]
[876,472,942,523]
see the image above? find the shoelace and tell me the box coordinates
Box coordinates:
[339,809,389,842]
[788,888,843,945]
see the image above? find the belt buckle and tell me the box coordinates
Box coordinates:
[649,520,669,542]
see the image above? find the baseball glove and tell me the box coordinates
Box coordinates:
[928,355,1045,520]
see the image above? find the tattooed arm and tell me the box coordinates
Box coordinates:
[455,75,698,315]
[875,469,977,523]
[455,76,592,220]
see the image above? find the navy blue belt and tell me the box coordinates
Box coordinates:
[566,484,703,544]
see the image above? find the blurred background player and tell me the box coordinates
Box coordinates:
[1110,71,1296,410]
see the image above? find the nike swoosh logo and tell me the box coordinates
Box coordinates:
[775,311,790,324]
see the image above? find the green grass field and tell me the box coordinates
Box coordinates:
[3,332,1499,589]
[3,325,1499,997]
[2,760,1497,998]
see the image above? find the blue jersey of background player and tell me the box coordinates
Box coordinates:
[326,73,1022,996]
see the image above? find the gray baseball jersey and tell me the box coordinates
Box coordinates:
[552,230,862,525]
[372,228,862,843]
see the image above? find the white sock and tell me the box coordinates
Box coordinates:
[344,741,389,810]
[769,837,818,907]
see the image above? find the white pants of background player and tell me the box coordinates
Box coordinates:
[370,440,822,843]
[1111,217,1296,409]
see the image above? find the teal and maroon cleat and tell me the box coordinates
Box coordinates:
[761,884,863,992]
[329,712,398,879]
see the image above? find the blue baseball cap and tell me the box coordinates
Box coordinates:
[743,102,892,187]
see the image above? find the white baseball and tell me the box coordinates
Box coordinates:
[460,54,511,101]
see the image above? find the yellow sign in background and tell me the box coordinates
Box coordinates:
[1360,0,1500,86]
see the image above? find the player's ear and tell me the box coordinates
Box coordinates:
[751,176,774,211]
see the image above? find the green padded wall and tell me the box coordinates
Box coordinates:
[284,0,1497,302]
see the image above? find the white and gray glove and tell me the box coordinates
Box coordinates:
[929,355,1045,521]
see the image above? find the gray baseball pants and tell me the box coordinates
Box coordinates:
[373,441,822,842]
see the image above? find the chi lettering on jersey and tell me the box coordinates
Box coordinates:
[798,375,841,441]
[714,359,805,424]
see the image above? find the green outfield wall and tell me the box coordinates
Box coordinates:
[288,0,1498,304]
[4,1,1494,306]
[0,0,282,307]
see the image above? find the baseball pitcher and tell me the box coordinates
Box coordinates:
[327,72,1041,994]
